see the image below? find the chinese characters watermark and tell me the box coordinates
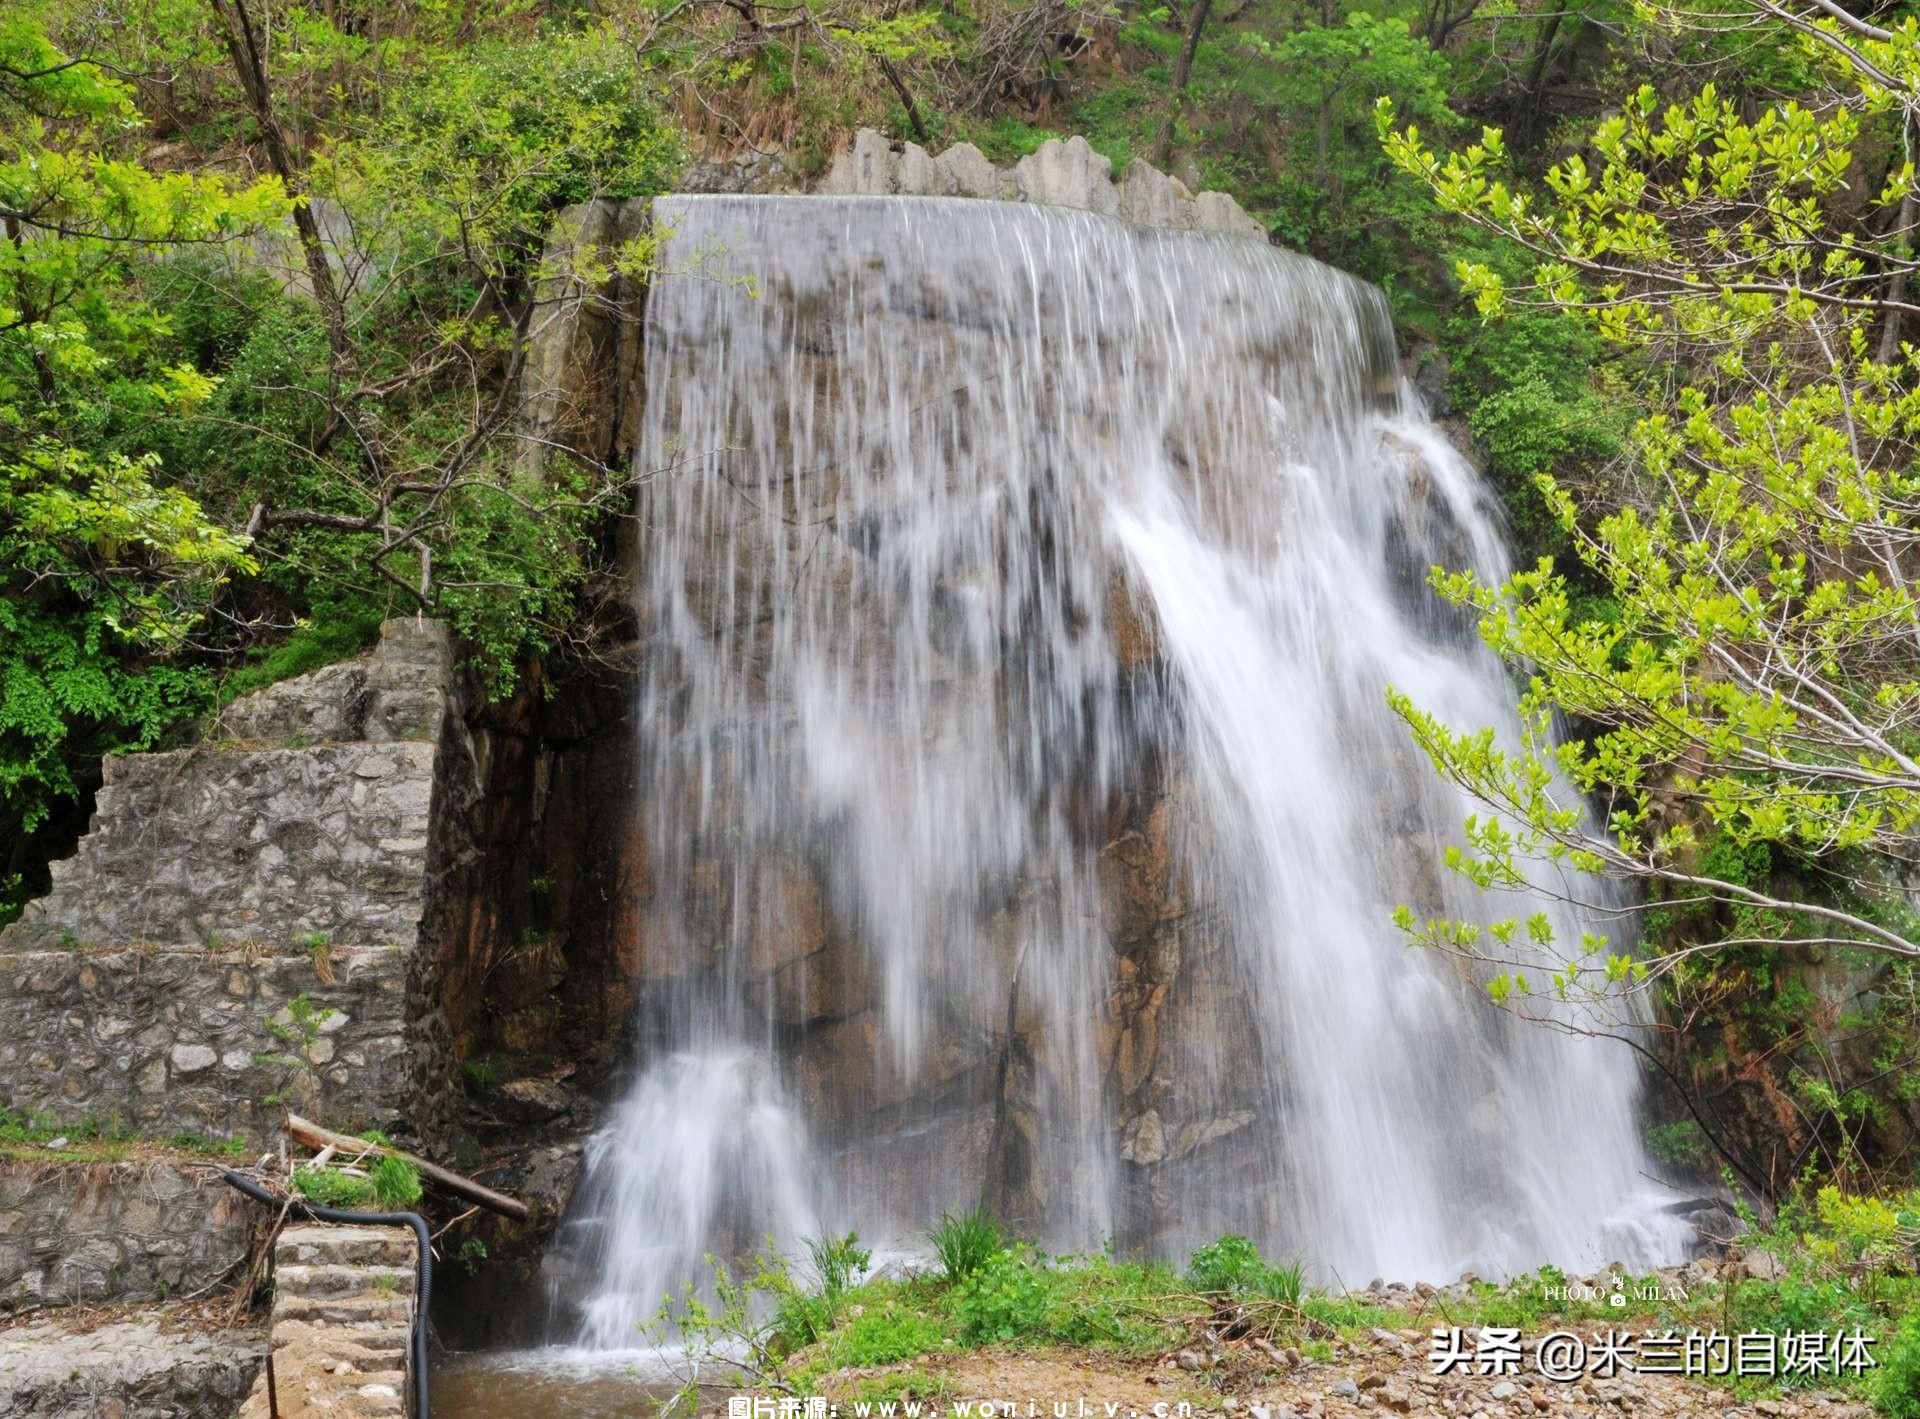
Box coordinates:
[1429,1327,1879,1381]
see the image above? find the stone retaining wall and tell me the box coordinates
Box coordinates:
[0,741,436,954]
[0,945,410,1144]
[0,1303,264,1415]
[0,1157,250,1312]
[0,619,452,1161]
[0,619,447,956]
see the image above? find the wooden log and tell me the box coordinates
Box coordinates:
[284,1114,530,1221]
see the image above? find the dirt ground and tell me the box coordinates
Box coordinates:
[807,1324,1883,1419]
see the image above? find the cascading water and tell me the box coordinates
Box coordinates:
[553,193,1690,1349]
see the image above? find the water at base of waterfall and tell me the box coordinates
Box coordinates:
[550,194,1692,1349]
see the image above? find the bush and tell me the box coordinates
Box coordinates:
[292,1165,373,1209]
[954,1247,1050,1345]
[929,1204,1003,1283]
[368,1153,423,1208]
[1876,1313,1920,1419]
[807,1232,871,1299]
[1187,1234,1266,1294]
[1186,1234,1302,1303]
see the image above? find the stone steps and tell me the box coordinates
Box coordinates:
[237,1222,418,1417]
[272,1288,414,1332]
[277,1260,417,1300]
[278,1223,419,1270]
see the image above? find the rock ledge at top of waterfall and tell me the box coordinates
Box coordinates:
[816,128,1268,240]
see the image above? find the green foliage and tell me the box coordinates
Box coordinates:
[928,1203,1003,1283]
[258,993,336,1107]
[368,1153,424,1208]
[0,15,286,921]
[822,1304,947,1366]
[320,26,683,261]
[1186,1234,1304,1304]
[291,1164,374,1209]
[1876,1313,1920,1419]
[292,1140,421,1210]
[1644,1120,1715,1174]
[1187,1234,1265,1293]
[806,1231,872,1299]
[1381,44,1920,1006]
[953,1246,1051,1344]
[217,603,385,705]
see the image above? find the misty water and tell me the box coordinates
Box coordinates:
[545,194,1690,1352]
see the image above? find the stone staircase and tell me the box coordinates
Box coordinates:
[239,1224,417,1418]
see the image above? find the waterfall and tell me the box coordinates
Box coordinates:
[554,194,1689,1349]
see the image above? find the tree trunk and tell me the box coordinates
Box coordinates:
[1881,132,1917,363]
[1151,0,1215,167]
[209,0,350,374]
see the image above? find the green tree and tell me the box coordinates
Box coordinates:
[1376,6,1920,1015]
[0,14,279,919]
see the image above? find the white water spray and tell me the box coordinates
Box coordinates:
[556,194,1688,1347]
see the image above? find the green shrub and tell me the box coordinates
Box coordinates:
[368,1153,423,1208]
[954,1247,1050,1345]
[1186,1235,1305,1304]
[1187,1234,1263,1293]
[929,1204,1003,1283]
[1875,1313,1920,1418]
[1042,1255,1185,1351]
[807,1232,871,1299]
[1260,1258,1305,1306]
[290,1146,421,1211]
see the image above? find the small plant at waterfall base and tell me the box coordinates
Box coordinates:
[652,1248,807,1392]
[953,1246,1050,1345]
[1186,1235,1304,1305]
[929,1203,1003,1283]
[1877,1315,1920,1419]
[806,1232,870,1301]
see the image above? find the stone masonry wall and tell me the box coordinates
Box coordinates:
[0,620,451,1148]
[0,946,408,1143]
[2,620,448,954]
[0,743,434,953]
[0,1306,264,1416]
[0,1158,250,1312]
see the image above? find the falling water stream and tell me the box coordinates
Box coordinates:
[547,194,1690,1352]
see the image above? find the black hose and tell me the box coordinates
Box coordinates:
[221,1169,433,1419]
